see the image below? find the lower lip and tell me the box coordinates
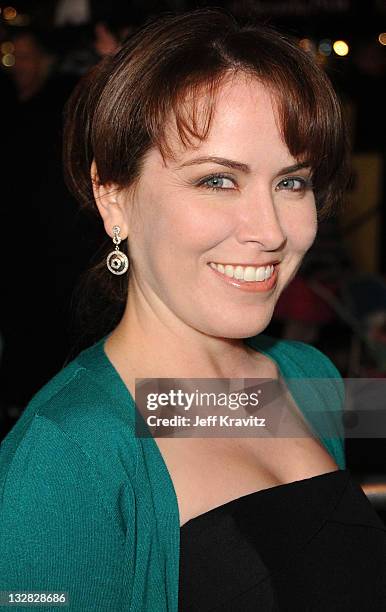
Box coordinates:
[208,264,279,292]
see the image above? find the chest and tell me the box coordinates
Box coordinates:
[154,390,339,526]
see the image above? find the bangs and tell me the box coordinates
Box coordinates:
[154,67,336,168]
[146,70,225,161]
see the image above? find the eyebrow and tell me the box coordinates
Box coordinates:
[176,156,311,176]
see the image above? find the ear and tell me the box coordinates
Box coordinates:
[90,160,129,239]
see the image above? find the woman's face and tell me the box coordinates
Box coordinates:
[123,75,317,339]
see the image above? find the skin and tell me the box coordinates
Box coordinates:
[92,73,318,382]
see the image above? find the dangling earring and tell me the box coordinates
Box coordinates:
[106,225,129,275]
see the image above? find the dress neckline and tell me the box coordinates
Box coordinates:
[181,468,349,529]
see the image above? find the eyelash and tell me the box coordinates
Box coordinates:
[197,173,235,191]
[197,173,313,193]
[276,177,314,193]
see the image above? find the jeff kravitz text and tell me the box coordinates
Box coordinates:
[146,414,266,427]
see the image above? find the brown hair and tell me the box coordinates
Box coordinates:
[63,8,349,342]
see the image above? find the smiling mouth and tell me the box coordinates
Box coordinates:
[208,262,276,282]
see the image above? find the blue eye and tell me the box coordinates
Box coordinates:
[276,177,312,192]
[199,174,236,190]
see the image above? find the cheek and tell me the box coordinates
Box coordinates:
[284,201,318,254]
[145,200,232,262]
[128,203,205,283]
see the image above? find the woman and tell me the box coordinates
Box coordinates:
[1,9,385,611]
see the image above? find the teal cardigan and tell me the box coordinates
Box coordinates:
[0,334,345,611]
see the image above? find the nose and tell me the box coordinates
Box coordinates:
[234,187,287,252]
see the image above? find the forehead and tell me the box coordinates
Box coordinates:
[161,73,292,168]
[203,75,278,142]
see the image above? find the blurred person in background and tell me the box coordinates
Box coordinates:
[11,27,56,101]
[0,27,86,417]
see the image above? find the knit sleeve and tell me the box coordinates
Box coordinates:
[0,415,133,611]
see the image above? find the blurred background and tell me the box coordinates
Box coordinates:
[0,0,385,518]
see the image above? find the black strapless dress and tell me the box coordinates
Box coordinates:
[178,469,386,611]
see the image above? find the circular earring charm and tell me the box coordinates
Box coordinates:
[106,225,129,275]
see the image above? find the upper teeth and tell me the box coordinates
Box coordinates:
[209,263,275,282]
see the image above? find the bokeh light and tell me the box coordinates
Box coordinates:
[2,53,15,67]
[3,6,17,21]
[378,33,386,46]
[318,39,332,56]
[1,41,15,54]
[299,38,316,54]
[333,40,349,56]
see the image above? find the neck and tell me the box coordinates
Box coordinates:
[104,283,273,381]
